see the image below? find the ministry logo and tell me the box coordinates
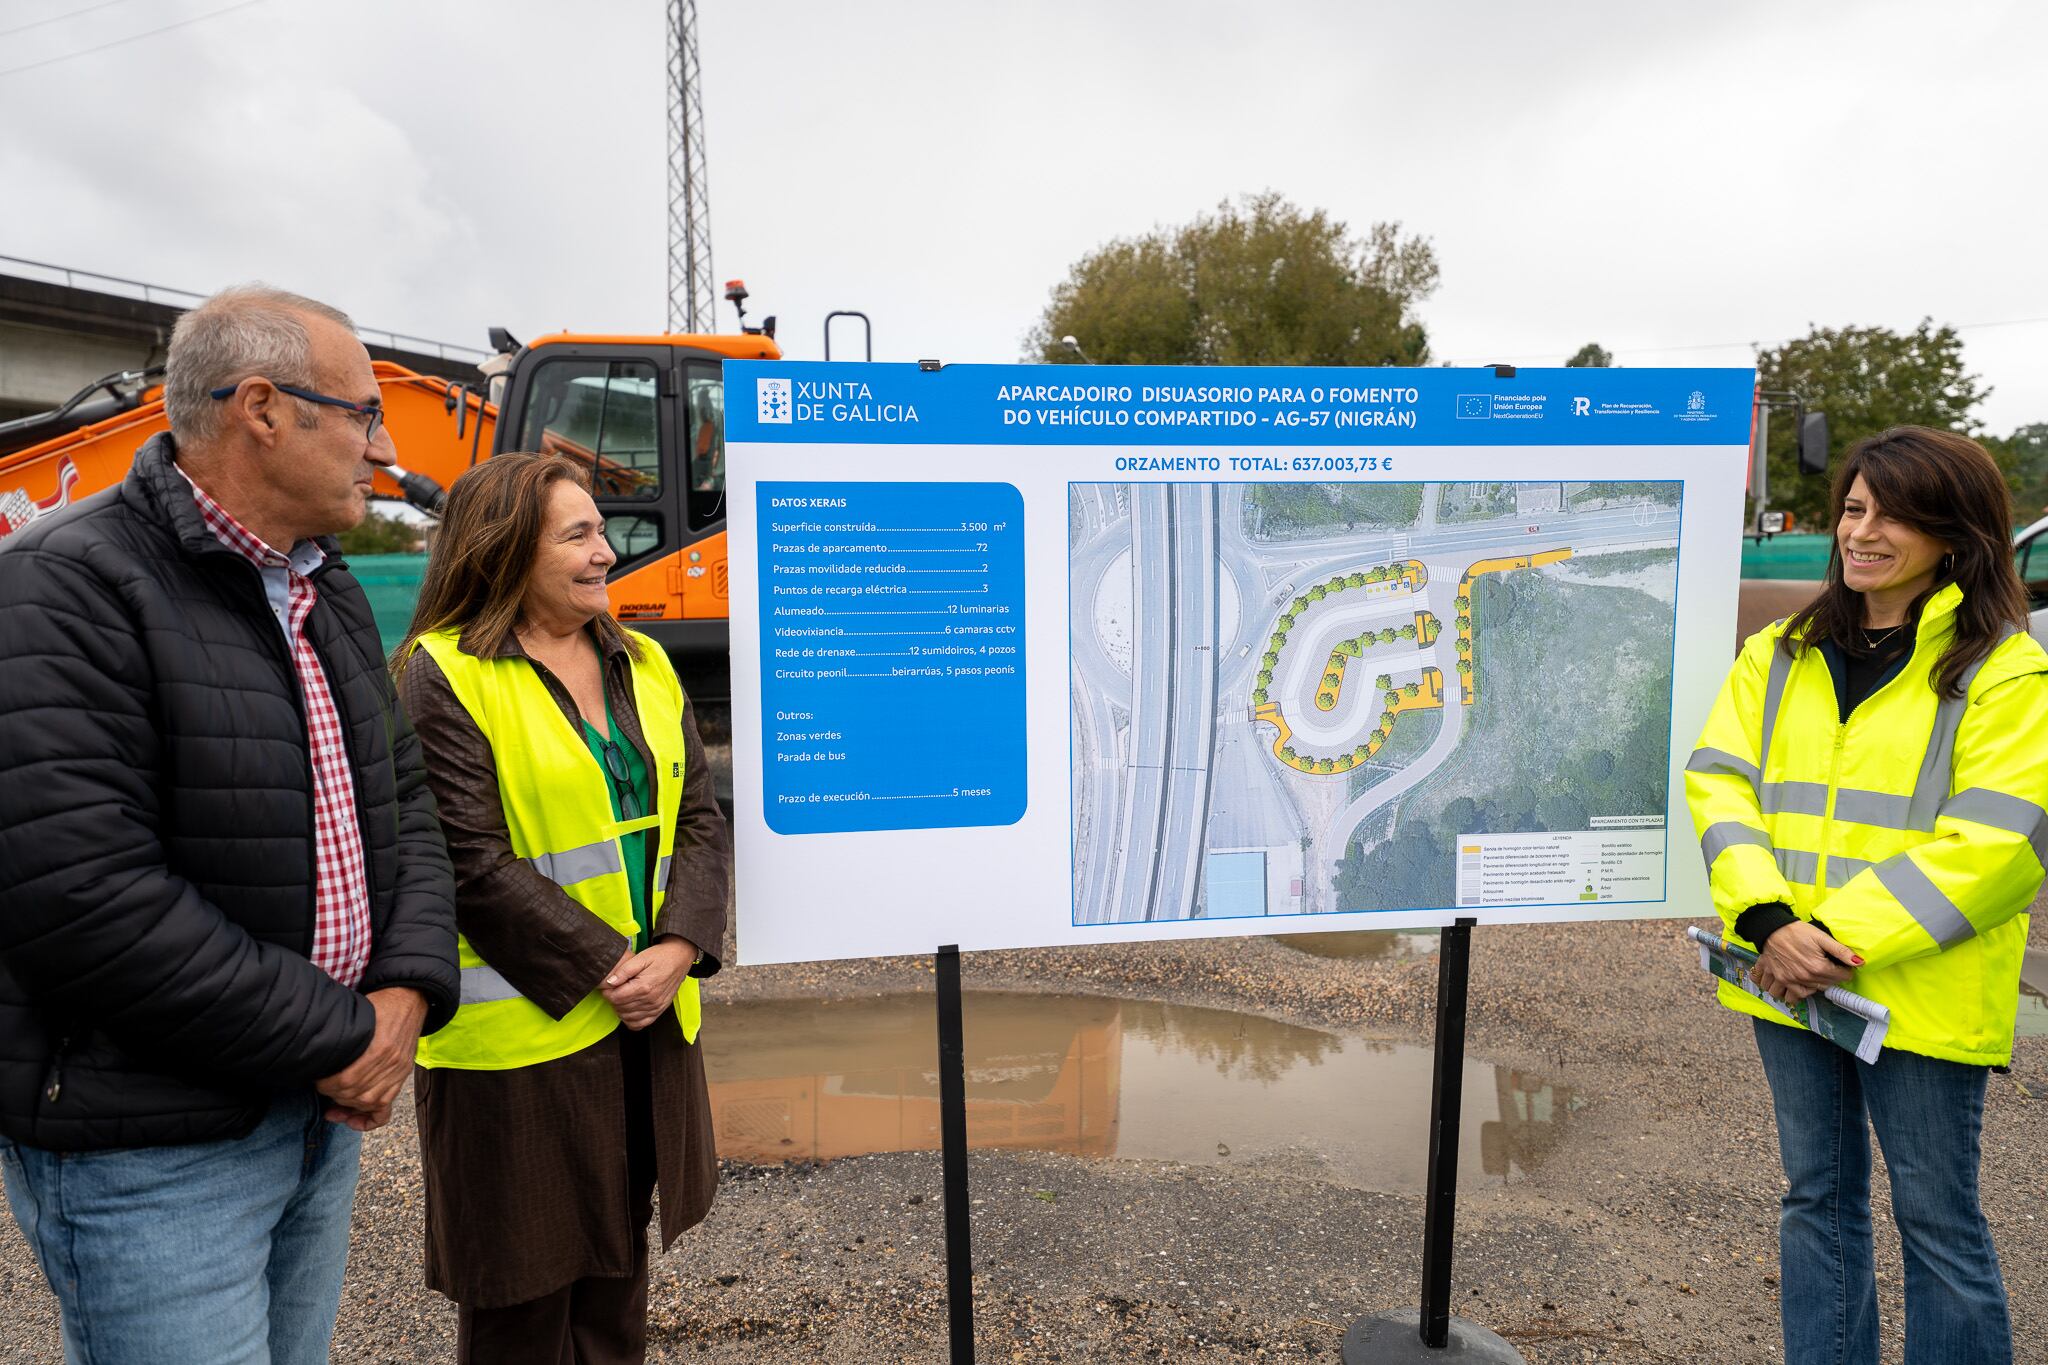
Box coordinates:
[756,377,793,424]
[1686,390,1706,413]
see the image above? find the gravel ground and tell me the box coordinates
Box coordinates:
[4,903,2042,1363]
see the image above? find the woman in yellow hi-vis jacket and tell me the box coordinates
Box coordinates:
[392,454,730,1364]
[1687,427,2046,1365]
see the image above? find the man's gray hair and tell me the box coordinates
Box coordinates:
[163,284,357,442]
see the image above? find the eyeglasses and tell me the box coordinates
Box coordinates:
[598,739,643,821]
[209,379,386,444]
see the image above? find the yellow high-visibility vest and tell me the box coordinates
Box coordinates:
[1686,583,2048,1066]
[412,626,701,1071]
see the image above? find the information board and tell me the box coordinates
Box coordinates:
[726,363,1752,964]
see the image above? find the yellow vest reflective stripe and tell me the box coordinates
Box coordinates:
[1684,583,2048,1066]
[413,626,702,1072]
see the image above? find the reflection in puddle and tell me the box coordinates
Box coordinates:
[2020,950,2048,1040]
[701,993,1575,1191]
[1268,930,1437,961]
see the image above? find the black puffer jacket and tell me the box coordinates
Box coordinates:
[0,434,458,1150]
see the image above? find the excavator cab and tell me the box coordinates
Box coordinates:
[489,330,779,704]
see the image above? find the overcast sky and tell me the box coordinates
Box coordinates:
[2,0,2039,430]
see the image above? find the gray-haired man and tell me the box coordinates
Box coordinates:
[0,285,458,1363]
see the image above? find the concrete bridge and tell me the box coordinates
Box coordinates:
[0,255,485,432]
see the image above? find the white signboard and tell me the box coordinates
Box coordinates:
[724,362,1752,964]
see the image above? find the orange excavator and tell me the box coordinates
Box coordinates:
[0,296,782,725]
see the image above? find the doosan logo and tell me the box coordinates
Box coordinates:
[757,377,793,424]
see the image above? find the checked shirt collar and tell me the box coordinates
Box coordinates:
[176,463,373,989]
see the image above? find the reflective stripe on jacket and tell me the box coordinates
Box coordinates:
[412,626,700,1071]
[1685,583,2047,1066]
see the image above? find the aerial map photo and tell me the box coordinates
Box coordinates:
[1070,479,1682,925]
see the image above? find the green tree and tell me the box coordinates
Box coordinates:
[1985,423,2048,516]
[1384,690,1401,707]
[1565,342,1613,368]
[1308,584,1327,602]
[1454,594,1470,612]
[1456,659,1473,675]
[1261,651,1279,669]
[1375,673,1393,691]
[1378,627,1396,643]
[1399,623,1416,639]
[335,509,422,555]
[1755,320,1989,528]
[1027,192,1440,365]
[1456,614,1471,631]
[1403,682,1420,698]
[1255,669,1273,688]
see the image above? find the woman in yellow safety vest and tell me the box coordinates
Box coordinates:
[1686,427,2045,1365]
[392,453,730,1362]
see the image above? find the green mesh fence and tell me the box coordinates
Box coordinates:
[1739,534,1832,581]
[347,553,429,654]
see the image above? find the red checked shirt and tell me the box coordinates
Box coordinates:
[180,467,373,988]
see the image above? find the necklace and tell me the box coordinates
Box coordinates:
[1860,623,1905,650]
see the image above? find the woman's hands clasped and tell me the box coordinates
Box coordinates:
[1749,921,1863,1004]
[602,938,699,1030]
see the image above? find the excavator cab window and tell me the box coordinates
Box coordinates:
[684,361,725,530]
[517,359,663,504]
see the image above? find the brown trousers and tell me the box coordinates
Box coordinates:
[456,1032,659,1365]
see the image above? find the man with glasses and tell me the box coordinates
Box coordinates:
[0,284,459,1364]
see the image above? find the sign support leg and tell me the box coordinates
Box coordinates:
[936,943,976,1364]
[1342,919,1523,1362]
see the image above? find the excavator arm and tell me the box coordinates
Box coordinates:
[0,361,495,540]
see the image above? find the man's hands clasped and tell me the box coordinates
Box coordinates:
[602,937,698,1031]
[317,986,429,1132]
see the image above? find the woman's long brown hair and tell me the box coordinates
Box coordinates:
[1780,426,2026,699]
[391,452,639,675]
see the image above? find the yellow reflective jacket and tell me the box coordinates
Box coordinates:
[1686,584,2048,1066]
[412,627,700,1071]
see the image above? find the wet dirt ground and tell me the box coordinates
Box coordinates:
[4,910,2041,1363]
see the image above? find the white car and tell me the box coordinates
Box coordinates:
[2013,516,2048,649]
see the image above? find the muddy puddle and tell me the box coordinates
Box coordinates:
[700,992,1576,1192]
[1267,929,1438,960]
[2020,949,2048,1039]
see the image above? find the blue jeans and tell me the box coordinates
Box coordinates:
[0,1091,363,1365]
[1753,1018,2010,1365]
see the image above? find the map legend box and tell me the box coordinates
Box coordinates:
[1451,829,1666,908]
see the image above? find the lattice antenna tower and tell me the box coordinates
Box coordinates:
[666,0,715,333]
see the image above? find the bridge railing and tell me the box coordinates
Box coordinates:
[0,254,488,363]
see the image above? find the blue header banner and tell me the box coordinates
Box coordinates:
[726,361,1756,447]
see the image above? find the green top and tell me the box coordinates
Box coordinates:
[580,701,653,950]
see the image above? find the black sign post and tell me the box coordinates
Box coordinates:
[1342,919,1523,1362]
[935,943,977,1363]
